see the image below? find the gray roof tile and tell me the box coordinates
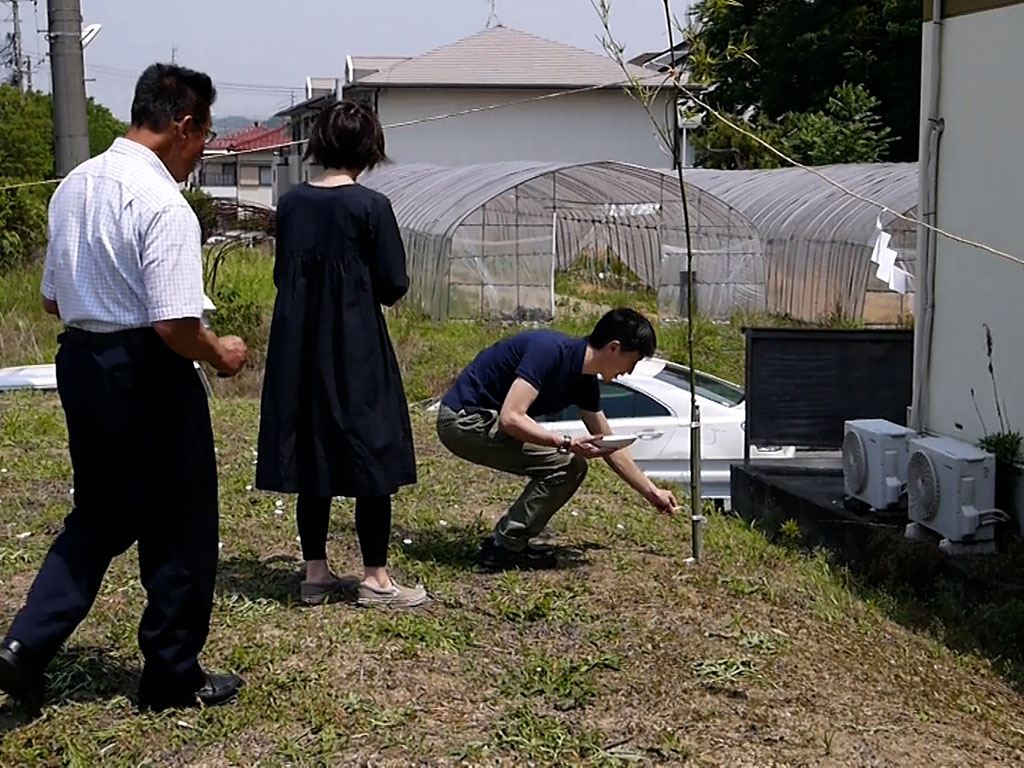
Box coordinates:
[354,25,660,88]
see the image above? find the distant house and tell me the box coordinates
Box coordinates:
[272,77,342,199]
[198,123,288,209]
[274,26,682,200]
[629,42,703,168]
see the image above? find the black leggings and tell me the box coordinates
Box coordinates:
[296,495,392,568]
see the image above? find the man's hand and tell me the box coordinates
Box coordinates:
[153,318,247,376]
[214,335,248,378]
[645,486,678,513]
[570,434,618,460]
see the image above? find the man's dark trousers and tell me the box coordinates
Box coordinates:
[6,327,219,703]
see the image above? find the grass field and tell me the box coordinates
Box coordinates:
[3,396,1024,765]
[3,254,1024,765]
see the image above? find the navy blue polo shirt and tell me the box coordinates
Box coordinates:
[442,330,601,417]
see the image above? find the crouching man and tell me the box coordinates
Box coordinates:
[436,308,678,569]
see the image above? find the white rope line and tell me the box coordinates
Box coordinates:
[0,76,662,192]
[672,79,1024,268]
[199,76,666,161]
[3,70,1023,270]
[0,178,60,191]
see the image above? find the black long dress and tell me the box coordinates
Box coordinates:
[255,183,416,499]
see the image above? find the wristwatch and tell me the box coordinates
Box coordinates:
[557,434,572,454]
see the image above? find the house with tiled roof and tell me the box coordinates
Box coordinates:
[274,25,682,198]
[198,122,288,209]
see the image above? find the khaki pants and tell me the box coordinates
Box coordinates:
[435,405,588,552]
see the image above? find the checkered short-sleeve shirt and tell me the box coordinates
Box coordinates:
[41,138,205,332]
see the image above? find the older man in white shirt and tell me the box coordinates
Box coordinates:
[0,63,248,714]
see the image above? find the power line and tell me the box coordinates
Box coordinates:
[87,62,301,94]
[0,75,663,193]
[2,68,1023,271]
[203,75,666,160]
[668,77,1024,269]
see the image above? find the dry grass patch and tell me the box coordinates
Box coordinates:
[2,394,1024,765]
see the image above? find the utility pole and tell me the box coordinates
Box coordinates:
[47,0,90,176]
[9,0,26,92]
[171,45,177,64]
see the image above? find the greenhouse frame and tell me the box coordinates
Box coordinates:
[363,161,764,321]
[681,163,919,323]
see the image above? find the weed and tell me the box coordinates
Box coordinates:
[353,611,476,655]
[693,657,757,685]
[488,571,589,623]
[492,704,606,764]
[823,728,837,756]
[651,729,694,760]
[820,303,865,329]
[500,651,621,710]
[778,518,803,549]
[740,629,790,656]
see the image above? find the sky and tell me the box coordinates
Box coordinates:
[12,0,683,121]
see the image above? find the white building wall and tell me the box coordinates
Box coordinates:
[202,185,237,200]
[924,4,1024,444]
[199,151,277,209]
[375,88,677,168]
[236,185,274,208]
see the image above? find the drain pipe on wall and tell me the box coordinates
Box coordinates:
[910,0,945,434]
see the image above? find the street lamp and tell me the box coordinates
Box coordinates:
[81,23,101,48]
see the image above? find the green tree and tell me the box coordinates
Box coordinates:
[693,82,894,169]
[781,83,894,165]
[0,183,49,271]
[688,0,920,161]
[0,85,127,271]
[87,97,128,156]
[0,88,54,179]
[0,85,127,179]
[182,188,218,243]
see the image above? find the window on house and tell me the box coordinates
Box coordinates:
[202,162,235,187]
[239,165,260,187]
[259,166,273,186]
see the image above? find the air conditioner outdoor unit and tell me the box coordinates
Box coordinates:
[905,435,1007,554]
[842,419,916,510]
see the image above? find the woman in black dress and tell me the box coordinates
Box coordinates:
[256,101,424,608]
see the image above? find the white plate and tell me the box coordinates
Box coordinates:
[598,434,637,450]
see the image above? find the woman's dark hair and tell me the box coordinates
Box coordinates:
[589,308,657,357]
[131,63,216,132]
[304,100,387,172]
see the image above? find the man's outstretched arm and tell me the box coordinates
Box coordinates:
[580,409,677,512]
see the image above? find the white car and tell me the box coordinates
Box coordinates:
[0,299,221,397]
[0,361,211,397]
[0,364,58,393]
[533,358,796,501]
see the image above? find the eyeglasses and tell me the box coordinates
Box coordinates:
[173,115,216,144]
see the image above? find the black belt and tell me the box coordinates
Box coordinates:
[59,326,157,346]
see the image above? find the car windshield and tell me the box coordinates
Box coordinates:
[653,365,745,407]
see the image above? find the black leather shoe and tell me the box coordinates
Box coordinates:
[478,537,557,570]
[0,638,45,713]
[139,672,245,713]
[197,673,245,707]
